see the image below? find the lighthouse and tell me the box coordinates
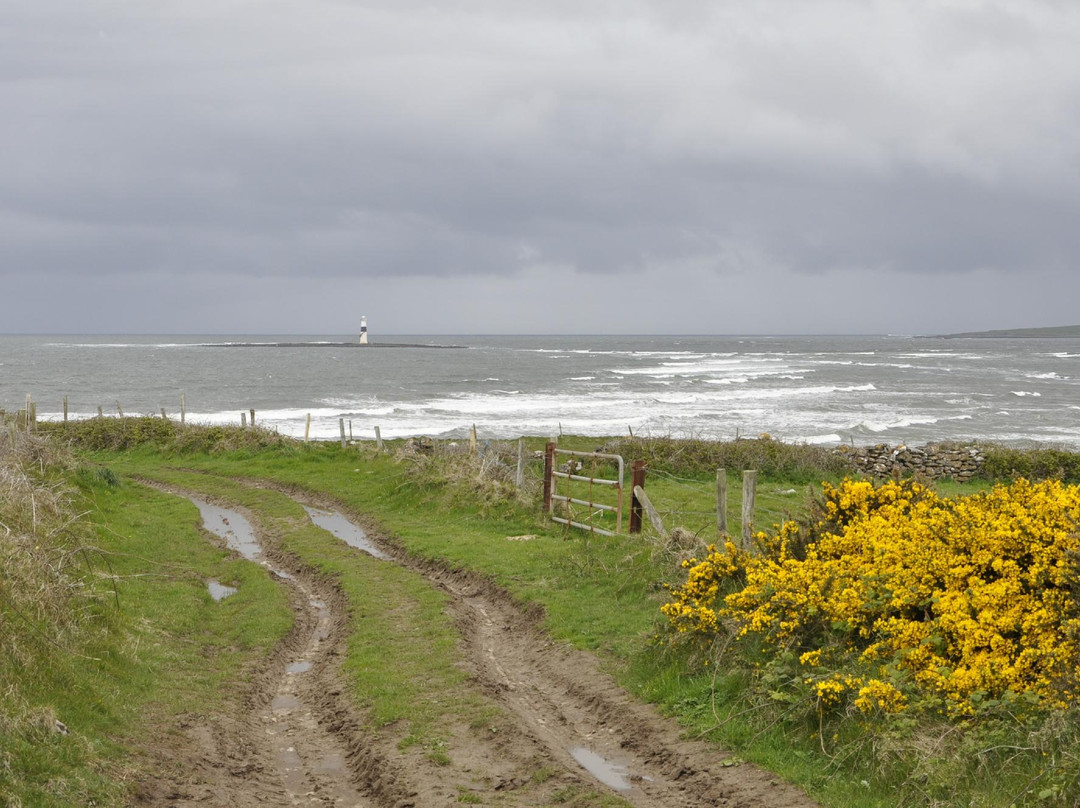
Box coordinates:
[359,316,368,345]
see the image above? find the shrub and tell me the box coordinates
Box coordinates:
[39,417,293,454]
[599,435,850,481]
[663,478,1080,717]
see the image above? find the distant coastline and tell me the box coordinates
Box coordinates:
[204,341,467,349]
[938,324,1080,339]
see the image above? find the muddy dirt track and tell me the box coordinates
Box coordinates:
[135,483,819,808]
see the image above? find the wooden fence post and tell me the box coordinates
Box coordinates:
[516,439,525,489]
[717,468,728,537]
[180,394,186,424]
[249,408,255,426]
[348,420,354,442]
[241,412,247,428]
[542,441,556,513]
[374,426,383,451]
[63,396,69,423]
[633,485,667,538]
[339,418,346,448]
[304,413,311,443]
[741,470,757,549]
[470,424,477,455]
[629,460,646,534]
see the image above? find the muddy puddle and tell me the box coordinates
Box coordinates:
[207,580,237,601]
[188,496,294,580]
[303,505,390,559]
[189,498,261,560]
[186,493,369,805]
[570,747,636,791]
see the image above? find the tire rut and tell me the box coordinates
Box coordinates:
[137,486,409,808]
[273,486,820,808]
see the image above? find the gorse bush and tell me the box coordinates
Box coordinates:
[662,477,1080,804]
[664,478,1080,716]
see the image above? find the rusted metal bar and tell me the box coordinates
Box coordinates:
[552,495,619,512]
[552,471,621,486]
[543,441,556,513]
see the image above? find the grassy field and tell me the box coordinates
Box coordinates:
[5,420,1079,806]
[0,437,293,806]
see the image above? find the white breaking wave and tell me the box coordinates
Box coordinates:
[857,414,973,433]
[1011,391,1042,397]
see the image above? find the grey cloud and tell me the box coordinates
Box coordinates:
[3,1,1080,333]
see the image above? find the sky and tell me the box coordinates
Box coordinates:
[3,0,1080,335]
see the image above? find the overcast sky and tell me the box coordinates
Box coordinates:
[3,1,1080,335]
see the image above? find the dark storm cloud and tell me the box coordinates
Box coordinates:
[3,1,1080,332]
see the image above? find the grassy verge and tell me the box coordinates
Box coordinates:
[119,466,497,754]
[24,421,1080,806]
[0,433,292,806]
[88,438,882,805]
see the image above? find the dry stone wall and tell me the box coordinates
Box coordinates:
[833,443,986,481]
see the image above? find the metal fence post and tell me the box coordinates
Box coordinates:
[543,441,556,513]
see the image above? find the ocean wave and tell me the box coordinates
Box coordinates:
[1011,391,1042,397]
[856,414,974,433]
[801,433,844,445]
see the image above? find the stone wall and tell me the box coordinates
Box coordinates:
[833,443,986,481]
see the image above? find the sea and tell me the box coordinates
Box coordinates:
[3,334,1080,448]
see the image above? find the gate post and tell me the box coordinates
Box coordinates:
[543,441,556,513]
[629,460,646,533]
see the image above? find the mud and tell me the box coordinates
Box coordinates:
[135,482,820,807]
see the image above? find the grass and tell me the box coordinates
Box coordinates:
[89,438,877,804]
[0,431,292,807]
[112,466,494,745]
[10,421,1080,806]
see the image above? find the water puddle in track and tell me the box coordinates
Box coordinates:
[182,491,373,806]
[188,496,294,581]
[190,498,262,561]
[207,580,237,601]
[303,505,390,559]
[570,747,633,791]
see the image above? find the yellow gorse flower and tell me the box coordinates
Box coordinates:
[662,478,1080,716]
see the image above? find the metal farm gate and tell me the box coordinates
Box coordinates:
[542,443,625,536]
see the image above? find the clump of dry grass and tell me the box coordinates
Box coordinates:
[598,435,851,481]
[39,415,295,454]
[0,427,106,719]
[394,438,540,516]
